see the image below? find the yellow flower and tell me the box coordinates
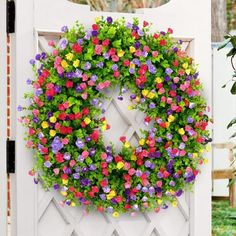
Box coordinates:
[170,189,175,195]
[49,116,57,123]
[157,199,162,205]
[135,96,140,103]
[172,201,178,207]
[49,130,56,137]
[107,190,116,199]
[165,122,170,128]
[84,117,91,125]
[95,16,100,23]
[71,202,76,207]
[155,77,162,83]
[182,62,188,69]
[61,191,67,196]
[131,155,137,161]
[117,50,125,57]
[65,53,74,61]
[193,153,198,158]
[147,92,156,99]
[185,69,191,75]
[206,146,211,152]
[128,105,133,110]
[62,179,68,185]
[168,115,175,123]
[124,141,130,148]
[204,158,208,164]
[130,63,135,69]
[61,60,69,69]
[129,46,136,53]
[199,149,204,153]
[178,128,185,135]
[117,161,124,169]
[142,89,149,97]
[41,121,49,129]
[112,212,120,218]
[73,59,80,68]
[139,139,145,146]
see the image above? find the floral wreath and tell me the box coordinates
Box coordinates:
[19,17,211,217]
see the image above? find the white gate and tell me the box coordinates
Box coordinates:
[0,1,7,236]
[13,0,212,235]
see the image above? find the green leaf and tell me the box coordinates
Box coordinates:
[226,48,236,57]
[227,117,236,129]
[218,39,230,50]
[230,132,236,139]
[230,82,236,95]
[222,84,226,88]
[112,39,121,48]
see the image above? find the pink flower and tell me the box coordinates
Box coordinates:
[101,152,107,160]
[173,77,179,83]
[152,51,158,57]
[128,168,136,176]
[161,96,166,103]
[82,150,89,158]
[124,162,131,170]
[61,138,69,144]
[182,135,188,142]
[52,50,58,56]
[48,40,55,46]
[57,66,64,74]
[158,87,165,94]
[103,80,110,87]
[26,140,33,148]
[156,181,162,187]
[111,55,119,62]
[179,150,186,156]
[28,128,35,136]
[134,49,142,57]
[125,182,131,189]
[143,45,150,52]
[69,160,76,167]
[95,44,103,55]
[82,74,89,81]
[166,97,172,104]
[32,109,39,116]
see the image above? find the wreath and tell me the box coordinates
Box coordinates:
[19,17,211,216]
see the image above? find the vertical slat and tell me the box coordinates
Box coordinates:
[0,1,8,236]
[15,0,36,235]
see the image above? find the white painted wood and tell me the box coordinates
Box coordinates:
[212,44,236,196]
[0,1,8,236]
[14,0,211,235]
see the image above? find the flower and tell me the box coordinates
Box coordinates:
[117,161,124,169]
[41,121,49,129]
[51,136,64,154]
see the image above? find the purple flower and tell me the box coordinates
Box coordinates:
[187,117,194,123]
[29,59,35,65]
[53,184,60,190]
[33,117,39,123]
[78,155,85,162]
[164,76,171,82]
[136,170,142,177]
[41,52,46,60]
[61,26,68,32]
[157,172,163,178]
[129,68,135,74]
[76,139,84,149]
[156,137,163,143]
[35,88,43,97]
[17,105,23,112]
[51,136,64,154]
[84,62,91,70]
[172,47,178,53]
[73,173,80,179]
[91,30,98,37]
[165,68,173,75]
[96,62,104,68]
[103,52,110,60]
[132,25,139,31]
[77,38,84,45]
[149,187,155,196]
[142,187,148,193]
[89,164,97,171]
[166,133,173,140]
[132,58,141,66]
[63,153,71,160]
[107,206,113,213]
[144,160,151,168]
[58,38,68,50]
[100,194,106,200]
[134,41,141,49]
[80,179,91,187]
[74,69,83,78]
[111,64,118,71]
[106,155,113,163]
[137,29,144,36]
[169,180,176,186]
[91,74,98,81]
[106,17,113,24]
[118,96,123,100]
[91,98,99,106]
[103,186,110,193]
[179,143,185,149]
[35,54,41,60]
[149,102,156,109]
[148,65,156,74]
[84,31,91,40]
[130,94,136,99]
[89,148,96,156]
[126,22,132,29]
[44,161,52,168]
[176,96,182,102]
[171,84,177,90]
[26,78,32,85]
[176,189,183,197]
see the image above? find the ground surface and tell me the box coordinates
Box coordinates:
[212,200,236,236]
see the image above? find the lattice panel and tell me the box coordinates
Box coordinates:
[36,32,192,236]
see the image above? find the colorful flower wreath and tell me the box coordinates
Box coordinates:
[19,17,211,216]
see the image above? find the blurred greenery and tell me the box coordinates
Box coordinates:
[212,200,236,236]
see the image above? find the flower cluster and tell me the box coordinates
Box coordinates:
[19,17,211,216]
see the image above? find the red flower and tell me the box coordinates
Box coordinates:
[137,159,143,166]
[153,33,159,39]
[61,174,68,180]
[91,130,100,142]
[102,169,109,176]
[163,171,170,178]
[92,37,99,45]
[56,153,64,163]
[115,155,122,163]
[92,24,99,30]
[143,21,149,27]
[119,136,126,143]
[124,174,131,181]
[75,191,83,198]
[144,116,151,123]
[169,90,176,97]
[167,28,173,34]
[68,114,75,120]
[42,70,50,78]
[123,60,130,67]
[114,71,120,78]
[115,196,123,203]
[88,191,95,198]
[173,60,179,67]
[101,162,108,168]
[72,43,82,53]
[66,80,73,88]
[92,186,99,193]
[41,147,48,154]
[108,48,116,56]
[82,107,90,115]
[125,204,131,210]
[160,39,166,46]
[58,113,66,120]
[58,104,65,111]
[41,138,47,145]
[100,179,108,187]
[69,186,75,192]
[102,39,110,46]
[75,112,82,120]
[60,126,68,135]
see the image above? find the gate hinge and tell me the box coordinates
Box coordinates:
[7,139,15,174]
[6,0,15,34]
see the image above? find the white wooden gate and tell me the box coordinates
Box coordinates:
[0,1,7,236]
[13,0,212,235]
